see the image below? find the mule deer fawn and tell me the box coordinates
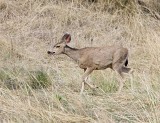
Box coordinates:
[48,33,132,94]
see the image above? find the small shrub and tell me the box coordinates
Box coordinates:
[0,0,7,11]
[0,70,19,90]
[29,70,51,89]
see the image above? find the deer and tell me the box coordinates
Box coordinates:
[47,33,132,94]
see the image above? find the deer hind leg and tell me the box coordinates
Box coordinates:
[112,49,130,93]
[112,62,125,93]
[113,63,134,93]
[80,68,97,94]
[117,69,125,93]
[122,67,131,73]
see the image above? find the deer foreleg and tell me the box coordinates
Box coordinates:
[80,68,96,94]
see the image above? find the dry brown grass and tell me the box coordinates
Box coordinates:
[0,0,160,122]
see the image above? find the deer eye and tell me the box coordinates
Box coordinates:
[56,46,60,48]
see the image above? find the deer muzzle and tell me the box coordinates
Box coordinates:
[47,51,55,55]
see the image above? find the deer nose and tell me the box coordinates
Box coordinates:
[47,51,55,54]
[47,51,51,54]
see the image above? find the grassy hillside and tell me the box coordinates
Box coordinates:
[0,0,160,122]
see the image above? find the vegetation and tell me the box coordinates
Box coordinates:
[0,0,160,122]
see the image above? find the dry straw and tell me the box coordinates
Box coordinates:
[0,0,160,122]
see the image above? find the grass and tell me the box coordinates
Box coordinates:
[0,0,160,122]
[29,70,51,89]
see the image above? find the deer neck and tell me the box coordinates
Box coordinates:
[63,45,80,62]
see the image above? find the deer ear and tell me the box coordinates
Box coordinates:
[65,35,71,43]
[62,33,71,43]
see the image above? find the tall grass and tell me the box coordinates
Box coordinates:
[0,0,160,122]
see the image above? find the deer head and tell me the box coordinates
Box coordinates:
[47,33,71,55]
